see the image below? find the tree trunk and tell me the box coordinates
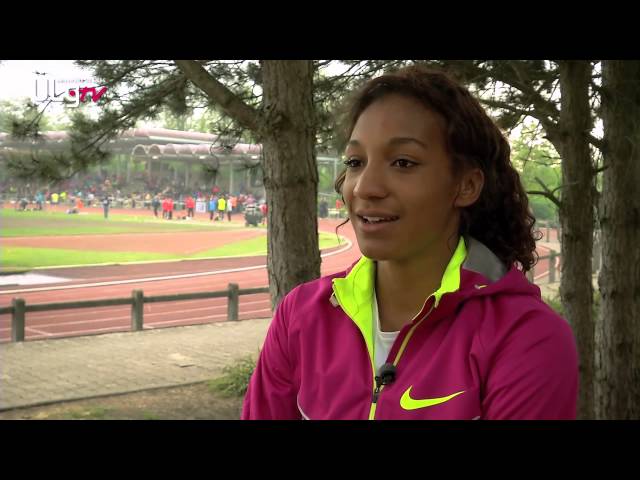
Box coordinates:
[595,60,640,419]
[261,60,320,308]
[557,61,595,419]
[175,60,321,309]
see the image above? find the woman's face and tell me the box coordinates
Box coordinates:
[342,94,464,263]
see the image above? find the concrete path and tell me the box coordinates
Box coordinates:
[0,318,270,411]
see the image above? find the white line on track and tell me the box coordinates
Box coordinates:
[0,238,353,295]
[145,308,272,327]
[25,326,52,336]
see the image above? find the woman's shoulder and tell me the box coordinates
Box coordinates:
[284,270,347,305]
[474,289,576,359]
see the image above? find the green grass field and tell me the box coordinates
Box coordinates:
[1,247,177,269]
[0,208,346,270]
[1,233,345,270]
[0,209,237,237]
[0,232,338,271]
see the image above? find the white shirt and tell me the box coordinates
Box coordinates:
[373,289,400,373]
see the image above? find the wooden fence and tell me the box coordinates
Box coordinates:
[0,283,269,343]
[2,251,563,343]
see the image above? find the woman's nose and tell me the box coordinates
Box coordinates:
[353,162,388,200]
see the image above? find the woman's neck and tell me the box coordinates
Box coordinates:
[375,235,459,332]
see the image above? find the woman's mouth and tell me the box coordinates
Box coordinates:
[355,214,400,233]
[359,215,399,224]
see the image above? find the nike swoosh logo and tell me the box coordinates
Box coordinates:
[400,386,465,410]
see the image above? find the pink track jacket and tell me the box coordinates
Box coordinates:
[242,236,578,420]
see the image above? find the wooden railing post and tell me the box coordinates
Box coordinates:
[228,283,239,321]
[549,251,556,283]
[11,298,26,342]
[131,290,144,331]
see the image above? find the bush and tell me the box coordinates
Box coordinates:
[208,354,258,398]
[544,295,564,316]
[544,291,601,319]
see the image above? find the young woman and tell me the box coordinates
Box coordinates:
[242,66,578,420]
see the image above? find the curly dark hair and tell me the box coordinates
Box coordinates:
[334,65,540,272]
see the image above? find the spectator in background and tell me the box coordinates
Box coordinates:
[102,195,111,219]
[51,192,59,205]
[319,199,328,219]
[186,195,195,218]
[260,201,268,225]
[18,197,28,211]
[218,195,227,221]
[67,197,83,214]
[35,191,44,211]
[162,196,169,219]
[152,195,161,217]
[167,196,174,220]
[209,195,218,221]
[227,196,233,222]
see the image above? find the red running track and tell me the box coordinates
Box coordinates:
[0,218,359,342]
[0,216,556,343]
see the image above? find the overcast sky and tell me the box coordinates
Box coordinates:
[0,60,93,100]
[0,60,602,140]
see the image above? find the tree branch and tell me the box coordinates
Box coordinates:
[479,97,532,117]
[527,190,562,208]
[588,134,604,150]
[174,60,261,134]
[528,176,562,207]
[453,61,562,138]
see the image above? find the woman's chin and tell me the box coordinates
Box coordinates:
[358,243,396,262]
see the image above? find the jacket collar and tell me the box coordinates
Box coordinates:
[330,236,472,351]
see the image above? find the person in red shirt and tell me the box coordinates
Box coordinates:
[167,197,174,220]
[186,196,195,218]
[162,197,169,219]
[260,201,268,225]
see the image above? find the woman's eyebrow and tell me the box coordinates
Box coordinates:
[346,137,429,149]
[388,137,429,149]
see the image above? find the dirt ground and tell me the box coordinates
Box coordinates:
[0,382,244,420]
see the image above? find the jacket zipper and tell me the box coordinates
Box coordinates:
[368,301,436,420]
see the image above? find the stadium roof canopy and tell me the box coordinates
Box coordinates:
[0,127,261,162]
[0,127,339,165]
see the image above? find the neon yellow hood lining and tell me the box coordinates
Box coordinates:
[331,236,467,362]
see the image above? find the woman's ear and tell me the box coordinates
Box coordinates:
[454,168,484,208]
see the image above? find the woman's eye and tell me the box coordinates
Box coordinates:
[343,158,362,168]
[393,158,416,168]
